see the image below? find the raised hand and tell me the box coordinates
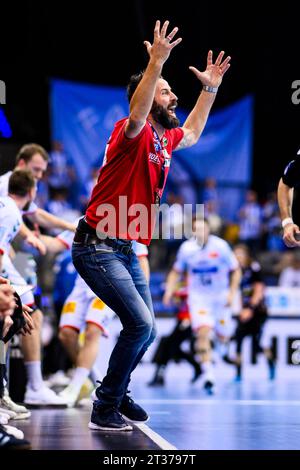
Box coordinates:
[189,50,231,88]
[144,20,182,66]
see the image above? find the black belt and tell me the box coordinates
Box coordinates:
[73,229,133,255]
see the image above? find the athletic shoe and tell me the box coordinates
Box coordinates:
[90,389,97,402]
[44,370,71,388]
[119,392,149,423]
[204,380,215,395]
[89,402,133,432]
[0,405,17,420]
[1,389,31,419]
[0,413,9,425]
[268,359,276,380]
[3,424,24,440]
[0,425,31,449]
[78,378,94,401]
[58,384,79,408]
[191,363,202,384]
[24,385,68,406]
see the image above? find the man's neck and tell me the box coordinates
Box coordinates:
[8,193,27,210]
[147,116,165,140]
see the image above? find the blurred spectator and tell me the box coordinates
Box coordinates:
[162,193,185,268]
[261,192,284,251]
[278,251,300,287]
[202,178,219,212]
[238,190,263,253]
[79,166,99,212]
[263,192,278,224]
[48,141,76,191]
[46,188,80,235]
[204,200,222,235]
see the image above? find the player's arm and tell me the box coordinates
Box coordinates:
[226,266,242,307]
[125,20,182,139]
[28,208,76,232]
[249,282,264,307]
[39,234,68,254]
[175,51,231,151]
[163,269,181,306]
[18,223,47,255]
[277,177,300,247]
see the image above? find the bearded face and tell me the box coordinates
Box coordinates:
[150,100,180,129]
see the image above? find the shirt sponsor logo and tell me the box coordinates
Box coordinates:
[149,153,160,164]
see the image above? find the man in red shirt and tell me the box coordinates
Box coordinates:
[72,19,231,431]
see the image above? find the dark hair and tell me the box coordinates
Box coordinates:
[8,169,35,197]
[16,143,49,165]
[126,71,145,103]
[126,71,164,103]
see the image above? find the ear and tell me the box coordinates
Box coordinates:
[17,159,26,169]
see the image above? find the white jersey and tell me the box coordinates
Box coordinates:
[0,171,38,216]
[0,196,23,255]
[173,235,239,295]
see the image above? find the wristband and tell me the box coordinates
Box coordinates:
[203,85,218,93]
[282,217,294,228]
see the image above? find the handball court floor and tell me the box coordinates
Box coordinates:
[16,364,300,451]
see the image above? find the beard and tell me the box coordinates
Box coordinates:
[150,101,180,129]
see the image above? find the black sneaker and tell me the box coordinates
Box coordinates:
[204,380,215,395]
[191,364,202,384]
[88,402,133,432]
[119,392,149,423]
[0,425,31,450]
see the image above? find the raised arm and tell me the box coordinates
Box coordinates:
[125,20,182,139]
[175,50,231,151]
[277,177,300,247]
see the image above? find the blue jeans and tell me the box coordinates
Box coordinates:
[72,242,156,407]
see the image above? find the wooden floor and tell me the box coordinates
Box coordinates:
[13,364,300,451]
[15,408,161,450]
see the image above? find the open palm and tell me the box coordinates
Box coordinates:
[189,50,231,88]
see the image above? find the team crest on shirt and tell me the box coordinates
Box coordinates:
[162,137,168,147]
[209,252,219,258]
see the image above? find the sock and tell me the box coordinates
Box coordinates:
[202,361,215,382]
[25,361,43,391]
[216,341,228,357]
[69,367,90,394]
[89,365,103,386]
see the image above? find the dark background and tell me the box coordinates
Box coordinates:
[0,1,299,196]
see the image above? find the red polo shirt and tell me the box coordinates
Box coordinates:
[86,118,184,245]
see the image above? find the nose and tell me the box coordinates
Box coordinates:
[171,91,178,101]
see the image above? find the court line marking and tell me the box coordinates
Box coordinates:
[137,399,300,406]
[135,423,177,450]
